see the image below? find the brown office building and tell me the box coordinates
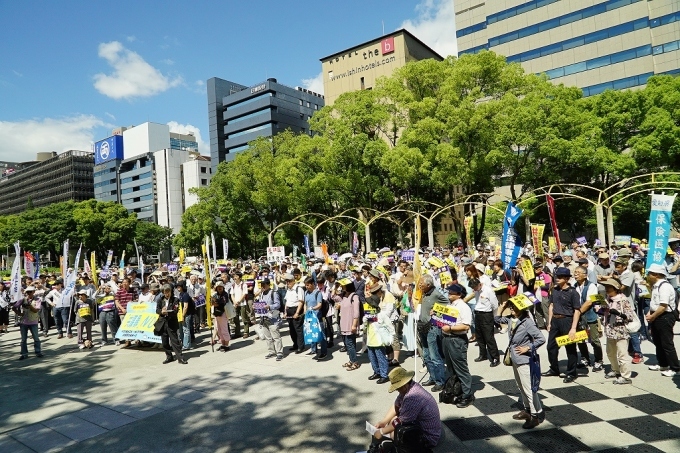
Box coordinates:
[320,29,443,105]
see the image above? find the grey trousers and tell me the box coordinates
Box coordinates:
[261,321,283,354]
[512,361,542,415]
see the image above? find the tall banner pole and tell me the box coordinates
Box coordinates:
[202,244,214,352]
[646,194,676,268]
[546,195,561,253]
[64,244,83,336]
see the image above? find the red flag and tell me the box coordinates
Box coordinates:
[546,195,561,252]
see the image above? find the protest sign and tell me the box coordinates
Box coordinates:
[115,302,161,343]
[520,259,535,281]
[267,246,285,262]
[556,330,589,347]
[430,303,458,328]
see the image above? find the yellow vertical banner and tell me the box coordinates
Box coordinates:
[179,248,186,264]
[91,252,98,289]
[464,216,473,248]
[321,243,329,264]
[530,224,545,258]
[201,244,212,329]
[520,258,535,281]
[548,236,557,253]
[413,216,423,307]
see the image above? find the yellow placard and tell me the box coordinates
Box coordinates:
[588,294,607,305]
[432,303,459,318]
[180,265,192,274]
[556,330,589,347]
[363,303,377,314]
[119,313,158,333]
[548,237,557,253]
[439,270,453,285]
[78,306,91,318]
[509,294,533,310]
[427,256,445,268]
[520,259,535,281]
[489,236,497,247]
[534,278,545,290]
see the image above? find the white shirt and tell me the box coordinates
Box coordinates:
[284,284,304,308]
[575,281,598,302]
[473,286,499,312]
[451,298,472,327]
[650,279,676,313]
[45,288,66,308]
[229,281,248,307]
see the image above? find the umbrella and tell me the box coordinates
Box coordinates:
[339,252,353,261]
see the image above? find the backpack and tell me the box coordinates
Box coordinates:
[660,281,680,322]
[438,374,462,404]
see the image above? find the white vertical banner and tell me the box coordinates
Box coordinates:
[205,236,211,261]
[211,233,217,263]
[223,238,229,260]
[134,239,144,283]
[64,244,83,334]
[10,242,22,302]
[62,239,69,275]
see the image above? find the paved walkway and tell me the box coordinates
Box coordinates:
[1,320,679,452]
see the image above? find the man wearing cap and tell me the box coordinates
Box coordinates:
[646,264,680,377]
[468,276,500,367]
[255,278,283,360]
[15,286,43,360]
[595,252,615,296]
[544,267,582,383]
[562,251,578,274]
[440,283,474,407]
[574,266,604,372]
[369,367,441,453]
[283,272,306,353]
[45,279,71,339]
[74,289,95,349]
[417,274,448,391]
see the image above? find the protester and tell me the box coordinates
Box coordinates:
[573,267,604,372]
[368,367,441,453]
[543,267,582,383]
[45,279,70,339]
[211,282,231,352]
[646,263,680,376]
[0,281,10,334]
[15,286,43,360]
[601,278,635,384]
[96,284,119,346]
[74,289,95,349]
[283,272,305,353]
[440,283,474,408]
[334,278,361,370]
[469,277,500,367]
[364,281,393,384]
[495,297,546,428]
[156,284,187,364]
[303,276,327,360]
[417,274,448,392]
[255,278,283,360]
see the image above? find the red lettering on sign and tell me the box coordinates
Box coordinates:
[381,37,394,55]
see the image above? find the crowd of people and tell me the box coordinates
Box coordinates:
[2,239,679,453]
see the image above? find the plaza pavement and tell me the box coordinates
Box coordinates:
[0,319,679,453]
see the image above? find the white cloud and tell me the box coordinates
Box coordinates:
[93,41,183,100]
[126,35,136,42]
[401,0,458,58]
[13,70,23,77]
[161,58,174,65]
[301,72,324,95]
[167,121,207,154]
[0,115,106,161]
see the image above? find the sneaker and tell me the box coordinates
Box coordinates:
[36,353,43,358]
[648,365,669,371]
[115,340,121,346]
[18,355,27,360]
[79,344,85,350]
[631,353,643,364]
[661,370,680,377]
[314,354,328,361]
[604,371,618,379]
[456,396,475,408]
[99,341,106,347]
[276,354,283,361]
[265,353,276,359]
[613,377,632,384]
[577,358,590,369]
[592,362,603,372]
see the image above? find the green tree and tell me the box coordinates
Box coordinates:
[73,200,137,257]
[135,221,174,256]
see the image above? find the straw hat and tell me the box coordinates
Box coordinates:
[388,367,415,393]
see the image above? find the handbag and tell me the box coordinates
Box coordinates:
[303,310,324,344]
[529,342,541,393]
[507,284,518,297]
[153,316,166,336]
[625,310,641,334]
[213,304,225,317]
[225,301,237,319]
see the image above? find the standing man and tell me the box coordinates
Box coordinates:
[440,283,474,408]
[256,278,283,361]
[114,277,137,348]
[417,274,448,392]
[573,267,603,372]
[45,279,70,339]
[15,286,43,360]
[468,277,500,367]
[283,273,305,353]
[646,264,680,376]
[229,271,247,338]
[543,267,582,383]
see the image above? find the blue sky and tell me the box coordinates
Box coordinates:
[0,0,457,162]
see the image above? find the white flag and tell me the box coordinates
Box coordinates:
[60,244,82,308]
[211,233,217,263]
[9,242,22,302]
[223,238,229,260]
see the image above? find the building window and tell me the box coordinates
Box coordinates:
[314,104,318,110]
[306,101,310,107]
[200,167,207,174]
[201,179,207,185]
[360,77,365,90]
[299,99,303,106]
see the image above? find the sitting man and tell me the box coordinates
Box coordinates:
[368,367,441,453]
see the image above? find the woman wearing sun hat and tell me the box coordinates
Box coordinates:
[601,277,635,384]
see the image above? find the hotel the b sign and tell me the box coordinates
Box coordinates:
[381,37,394,55]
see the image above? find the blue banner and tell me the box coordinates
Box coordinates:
[303,235,310,256]
[34,253,40,279]
[501,202,523,271]
[646,194,675,268]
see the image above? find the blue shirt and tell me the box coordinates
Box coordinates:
[304,289,322,311]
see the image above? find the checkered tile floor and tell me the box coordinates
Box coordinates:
[441,375,680,452]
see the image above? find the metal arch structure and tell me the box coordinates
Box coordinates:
[268,210,367,249]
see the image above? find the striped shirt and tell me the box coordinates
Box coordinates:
[393,382,441,447]
[115,287,137,312]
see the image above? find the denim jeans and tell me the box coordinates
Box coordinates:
[419,326,447,385]
[54,307,71,335]
[99,310,118,343]
[183,314,194,349]
[20,324,41,357]
[311,336,328,356]
[368,346,389,378]
[344,334,357,362]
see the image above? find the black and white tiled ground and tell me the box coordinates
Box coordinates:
[441,375,680,452]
